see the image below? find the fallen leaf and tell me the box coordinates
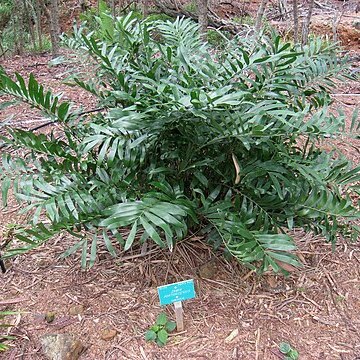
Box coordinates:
[274,259,299,272]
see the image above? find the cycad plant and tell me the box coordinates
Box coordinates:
[0,311,16,352]
[0,14,359,273]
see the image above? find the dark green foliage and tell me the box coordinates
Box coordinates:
[207,29,229,49]
[0,14,359,273]
[0,1,12,31]
[0,0,13,54]
[145,13,173,23]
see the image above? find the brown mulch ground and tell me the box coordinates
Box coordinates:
[2,227,360,359]
[0,8,359,359]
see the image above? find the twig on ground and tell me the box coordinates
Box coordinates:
[119,1,134,14]
[312,315,339,326]
[300,292,323,310]
[30,107,105,132]
[0,298,26,305]
[255,328,261,360]
[269,348,283,359]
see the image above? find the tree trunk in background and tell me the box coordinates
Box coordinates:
[301,0,314,45]
[254,0,268,35]
[49,0,60,57]
[153,0,240,34]
[24,0,36,50]
[34,0,43,49]
[198,0,208,40]
[293,0,299,43]
[13,0,24,55]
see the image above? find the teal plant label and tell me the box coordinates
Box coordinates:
[157,280,196,306]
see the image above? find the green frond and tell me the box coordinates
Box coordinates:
[100,197,191,251]
[0,71,72,122]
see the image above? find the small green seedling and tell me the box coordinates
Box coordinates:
[145,313,176,347]
[279,342,299,360]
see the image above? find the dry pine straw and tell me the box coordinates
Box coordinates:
[0,45,360,360]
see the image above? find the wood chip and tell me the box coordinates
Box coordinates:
[225,328,239,343]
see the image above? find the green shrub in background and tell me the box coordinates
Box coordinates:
[1,29,51,55]
[184,1,197,13]
[0,14,359,273]
[0,1,12,30]
[233,15,255,26]
[145,13,173,23]
[0,0,50,54]
[79,0,172,32]
[0,0,13,54]
[207,29,229,49]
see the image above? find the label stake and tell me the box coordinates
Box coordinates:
[157,279,196,331]
[174,301,184,331]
